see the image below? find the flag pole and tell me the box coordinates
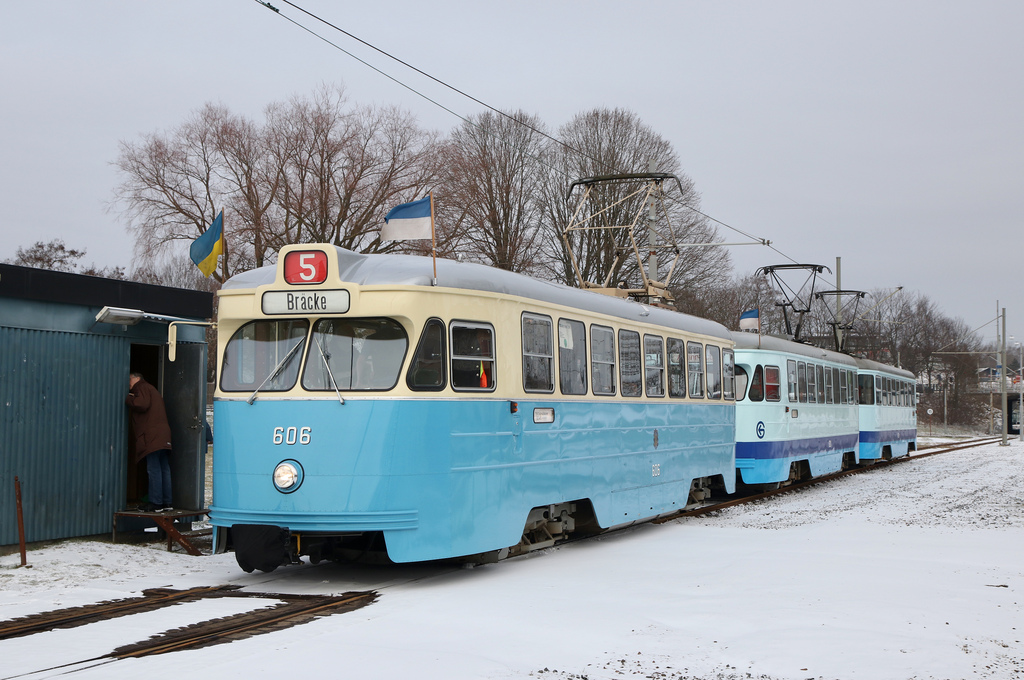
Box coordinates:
[429,192,437,286]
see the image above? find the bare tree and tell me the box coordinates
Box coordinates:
[537,108,730,298]
[435,110,548,272]
[6,238,126,279]
[113,85,439,279]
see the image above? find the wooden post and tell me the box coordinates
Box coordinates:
[15,476,27,567]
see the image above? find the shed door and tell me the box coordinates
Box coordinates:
[163,343,208,511]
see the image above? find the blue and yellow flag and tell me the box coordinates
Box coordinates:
[190,211,224,277]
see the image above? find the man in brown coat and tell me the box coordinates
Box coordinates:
[126,372,173,512]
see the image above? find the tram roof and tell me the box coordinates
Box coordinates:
[730,332,859,367]
[854,357,916,379]
[224,246,732,340]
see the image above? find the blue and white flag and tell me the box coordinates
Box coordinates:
[382,195,433,241]
[739,308,760,332]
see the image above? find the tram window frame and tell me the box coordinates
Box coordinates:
[303,317,409,392]
[787,360,798,402]
[723,348,735,400]
[451,321,496,392]
[407,318,447,391]
[220,318,309,393]
[765,365,781,401]
[832,367,841,404]
[839,369,849,404]
[797,362,808,403]
[875,375,882,405]
[706,345,722,399]
[590,324,616,396]
[858,374,874,405]
[815,365,825,403]
[824,367,834,404]
[619,329,643,397]
[806,363,817,404]
[522,313,554,393]
[558,318,588,396]
[747,365,764,401]
[687,341,705,398]
[644,334,665,397]
[667,337,686,398]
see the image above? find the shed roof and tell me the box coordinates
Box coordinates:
[0,264,213,319]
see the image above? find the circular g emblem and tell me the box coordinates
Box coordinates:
[756,421,766,439]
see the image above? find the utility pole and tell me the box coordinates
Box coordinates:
[835,257,843,351]
[1000,307,1008,445]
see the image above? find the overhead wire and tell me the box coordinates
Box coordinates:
[254,0,795,267]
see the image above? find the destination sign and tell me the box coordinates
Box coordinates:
[261,289,350,315]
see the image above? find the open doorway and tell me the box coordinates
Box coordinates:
[127,342,207,510]
[127,344,163,505]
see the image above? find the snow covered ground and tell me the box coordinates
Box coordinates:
[2,438,1022,680]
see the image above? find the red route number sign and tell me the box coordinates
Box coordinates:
[284,251,327,284]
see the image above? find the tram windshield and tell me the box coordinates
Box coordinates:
[221,319,308,392]
[303,318,408,391]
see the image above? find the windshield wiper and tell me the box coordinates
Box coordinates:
[247,338,304,405]
[313,334,345,405]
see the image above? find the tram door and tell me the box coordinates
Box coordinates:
[127,342,207,511]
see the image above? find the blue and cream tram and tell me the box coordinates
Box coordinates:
[732,333,861,486]
[855,358,917,461]
[210,245,737,570]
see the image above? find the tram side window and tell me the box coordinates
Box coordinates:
[522,314,554,393]
[221,319,308,392]
[748,365,764,401]
[875,375,882,405]
[824,368,834,404]
[765,365,781,401]
[687,342,705,398]
[452,323,495,390]
[667,338,686,398]
[806,363,817,404]
[644,335,665,397]
[815,365,825,403]
[619,330,642,397]
[797,362,808,403]
[304,318,408,391]
[858,374,874,405]
[706,345,722,399]
[788,360,798,402]
[839,369,849,404]
[590,325,616,396]
[407,319,447,391]
[832,367,841,404]
[723,349,735,400]
[558,318,588,395]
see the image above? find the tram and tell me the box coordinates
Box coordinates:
[209,244,737,570]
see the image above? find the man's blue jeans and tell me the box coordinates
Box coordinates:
[146,449,172,507]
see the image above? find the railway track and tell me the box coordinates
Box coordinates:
[0,588,376,679]
[654,436,1002,523]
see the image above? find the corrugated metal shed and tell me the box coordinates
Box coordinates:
[0,264,213,546]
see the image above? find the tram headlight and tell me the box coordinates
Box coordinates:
[273,460,303,493]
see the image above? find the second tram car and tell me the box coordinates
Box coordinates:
[210,245,737,570]
[732,333,861,487]
[855,358,918,461]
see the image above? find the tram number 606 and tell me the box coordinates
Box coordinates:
[273,426,312,445]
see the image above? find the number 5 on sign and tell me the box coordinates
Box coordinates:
[284,251,327,284]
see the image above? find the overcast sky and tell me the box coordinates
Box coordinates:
[2,1,1021,346]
